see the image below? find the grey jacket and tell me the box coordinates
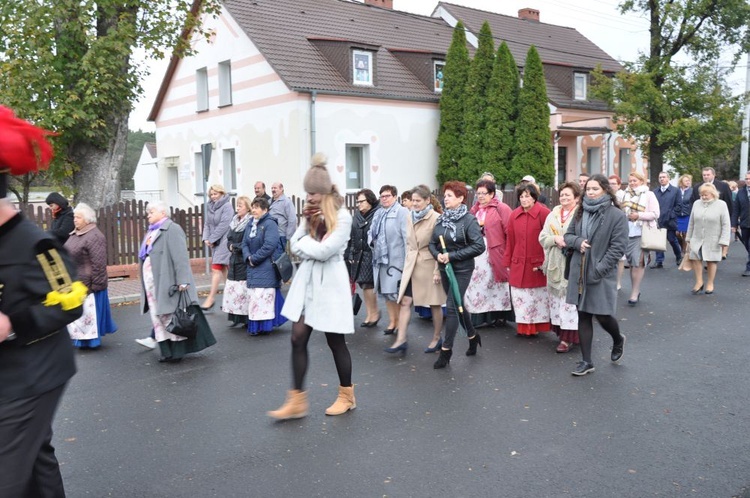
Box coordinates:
[268,194,297,240]
[202,195,234,265]
[564,203,628,315]
[140,219,198,315]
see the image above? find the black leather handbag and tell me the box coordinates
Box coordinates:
[273,251,293,282]
[166,289,198,339]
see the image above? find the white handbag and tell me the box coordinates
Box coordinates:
[640,222,667,251]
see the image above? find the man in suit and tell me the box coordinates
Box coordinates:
[690,167,733,214]
[651,171,682,268]
[732,172,750,276]
[0,106,85,497]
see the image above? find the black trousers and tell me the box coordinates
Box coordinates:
[0,384,67,498]
[741,227,750,272]
[439,268,476,350]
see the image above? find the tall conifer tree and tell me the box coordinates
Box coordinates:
[436,22,470,184]
[459,21,495,182]
[510,45,554,186]
[484,42,519,188]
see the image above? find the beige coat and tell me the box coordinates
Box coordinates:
[397,210,447,306]
[686,199,730,262]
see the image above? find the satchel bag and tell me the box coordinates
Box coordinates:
[563,248,574,281]
[640,222,667,252]
[166,289,198,339]
[273,251,293,282]
[352,292,363,315]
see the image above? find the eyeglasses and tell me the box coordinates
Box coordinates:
[476,191,489,196]
[356,200,367,204]
[380,194,393,199]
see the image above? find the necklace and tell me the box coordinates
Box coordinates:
[560,207,572,225]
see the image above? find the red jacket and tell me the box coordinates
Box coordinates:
[501,201,551,288]
[471,198,512,282]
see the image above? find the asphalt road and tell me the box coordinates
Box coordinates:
[57,246,750,497]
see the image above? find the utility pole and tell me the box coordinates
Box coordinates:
[741,53,750,179]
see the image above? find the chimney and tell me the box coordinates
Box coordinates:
[364,0,393,9]
[518,8,540,22]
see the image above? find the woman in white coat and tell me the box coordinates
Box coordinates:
[686,183,731,294]
[268,153,356,420]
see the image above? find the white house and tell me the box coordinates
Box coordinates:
[147,0,644,208]
[132,142,163,203]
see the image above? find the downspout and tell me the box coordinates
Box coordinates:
[605,132,612,176]
[310,90,317,155]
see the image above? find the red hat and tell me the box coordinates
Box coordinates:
[0,106,55,175]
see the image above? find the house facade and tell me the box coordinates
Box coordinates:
[148,0,643,209]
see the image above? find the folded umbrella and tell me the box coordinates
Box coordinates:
[439,235,468,337]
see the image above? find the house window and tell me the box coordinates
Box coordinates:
[196,67,209,112]
[218,60,232,107]
[619,148,631,179]
[574,73,587,100]
[586,146,601,175]
[346,144,369,190]
[557,146,567,187]
[223,149,237,191]
[352,50,373,86]
[434,61,445,92]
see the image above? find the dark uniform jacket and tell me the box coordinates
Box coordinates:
[0,214,83,400]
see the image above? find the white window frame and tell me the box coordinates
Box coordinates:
[218,60,232,107]
[574,72,587,101]
[434,61,445,93]
[345,144,369,191]
[223,148,237,192]
[196,67,209,112]
[352,50,373,86]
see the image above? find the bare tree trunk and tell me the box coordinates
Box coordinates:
[648,136,666,186]
[70,112,128,210]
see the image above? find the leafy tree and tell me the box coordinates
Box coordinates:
[484,42,520,189]
[510,46,554,186]
[0,0,219,208]
[592,0,750,186]
[121,130,156,191]
[437,21,470,185]
[459,21,495,183]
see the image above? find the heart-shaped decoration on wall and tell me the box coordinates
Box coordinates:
[337,164,344,173]
[372,165,379,173]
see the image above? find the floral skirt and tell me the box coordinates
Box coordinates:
[510,286,551,335]
[248,288,288,335]
[69,290,118,348]
[222,279,249,315]
[142,257,186,343]
[548,292,577,329]
[464,245,512,314]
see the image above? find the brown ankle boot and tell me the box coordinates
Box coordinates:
[324,385,356,416]
[267,389,308,420]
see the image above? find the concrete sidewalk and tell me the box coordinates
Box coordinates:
[108,271,217,304]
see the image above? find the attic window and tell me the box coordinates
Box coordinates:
[352,50,373,86]
[574,72,587,100]
[196,67,209,112]
[434,61,445,92]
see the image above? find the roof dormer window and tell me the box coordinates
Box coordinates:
[434,61,445,92]
[574,72,587,101]
[353,50,374,86]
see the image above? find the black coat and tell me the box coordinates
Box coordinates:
[345,203,379,285]
[675,187,693,218]
[428,211,485,274]
[691,180,733,215]
[49,206,74,244]
[226,225,248,281]
[0,214,81,400]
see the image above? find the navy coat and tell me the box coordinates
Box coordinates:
[653,184,679,230]
[242,213,282,289]
[732,186,750,229]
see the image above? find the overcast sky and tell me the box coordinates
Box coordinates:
[128,0,746,132]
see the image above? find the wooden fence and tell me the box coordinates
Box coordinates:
[23,187,558,266]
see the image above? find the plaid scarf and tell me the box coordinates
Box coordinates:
[621,185,648,213]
